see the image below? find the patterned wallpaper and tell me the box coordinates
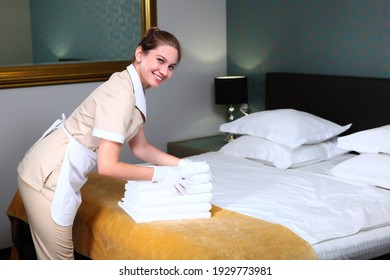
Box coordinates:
[227,0,390,111]
[30,0,141,63]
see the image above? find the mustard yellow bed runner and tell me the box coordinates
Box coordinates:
[7,173,317,260]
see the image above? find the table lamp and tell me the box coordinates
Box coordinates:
[215,76,248,122]
[215,76,248,142]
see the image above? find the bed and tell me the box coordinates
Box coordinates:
[7,72,390,260]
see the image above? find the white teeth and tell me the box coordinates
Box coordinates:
[154,73,163,81]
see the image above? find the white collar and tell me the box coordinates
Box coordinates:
[126,64,147,118]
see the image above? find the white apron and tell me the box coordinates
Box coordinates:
[35,114,97,226]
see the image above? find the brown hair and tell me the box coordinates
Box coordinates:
[131,27,181,64]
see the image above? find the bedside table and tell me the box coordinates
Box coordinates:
[167,134,227,157]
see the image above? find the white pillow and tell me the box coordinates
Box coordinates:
[330,153,390,190]
[219,109,351,149]
[337,125,390,154]
[220,135,349,169]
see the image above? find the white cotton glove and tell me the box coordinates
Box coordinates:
[178,158,193,168]
[151,166,186,195]
[151,166,180,185]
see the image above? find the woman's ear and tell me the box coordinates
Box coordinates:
[135,46,143,62]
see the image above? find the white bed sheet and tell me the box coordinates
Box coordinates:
[188,152,390,260]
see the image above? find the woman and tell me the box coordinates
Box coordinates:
[17,27,186,259]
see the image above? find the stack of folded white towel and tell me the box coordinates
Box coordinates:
[118,161,213,223]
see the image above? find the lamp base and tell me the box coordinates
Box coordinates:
[224,133,236,143]
[227,105,235,122]
[226,103,249,122]
[240,103,249,116]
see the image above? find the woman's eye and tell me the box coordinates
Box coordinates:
[157,58,164,63]
[168,65,175,70]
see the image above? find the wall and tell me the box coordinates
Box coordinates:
[0,0,226,249]
[227,0,390,112]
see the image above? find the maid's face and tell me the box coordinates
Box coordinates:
[135,45,179,88]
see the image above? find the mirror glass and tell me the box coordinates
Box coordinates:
[0,0,156,88]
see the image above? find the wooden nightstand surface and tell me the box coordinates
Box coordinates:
[167,134,226,158]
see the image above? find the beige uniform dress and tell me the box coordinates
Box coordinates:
[17,64,145,259]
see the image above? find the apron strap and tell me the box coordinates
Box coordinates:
[25,115,65,155]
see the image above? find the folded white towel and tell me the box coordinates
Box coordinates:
[125,181,213,198]
[126,180,185,195]
[125,182,180,197]
[124,188,179,199]
[118,202,211,223]
[125,180,175,191]
[181,174,211,185]
[180,161,210,178]
[175,182,213,195]
[122,190,213,207]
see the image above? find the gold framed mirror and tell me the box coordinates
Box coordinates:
[0,0,156,89]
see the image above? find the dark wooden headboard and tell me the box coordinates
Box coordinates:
[265,72,390,134]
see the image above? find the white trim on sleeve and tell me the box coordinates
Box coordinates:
[93,128,125,144]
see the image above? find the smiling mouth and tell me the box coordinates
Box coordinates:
[153,73,164,81]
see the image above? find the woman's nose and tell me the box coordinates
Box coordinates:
[159,66,168,77]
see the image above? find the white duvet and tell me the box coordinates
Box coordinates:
[188,152,390,246]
